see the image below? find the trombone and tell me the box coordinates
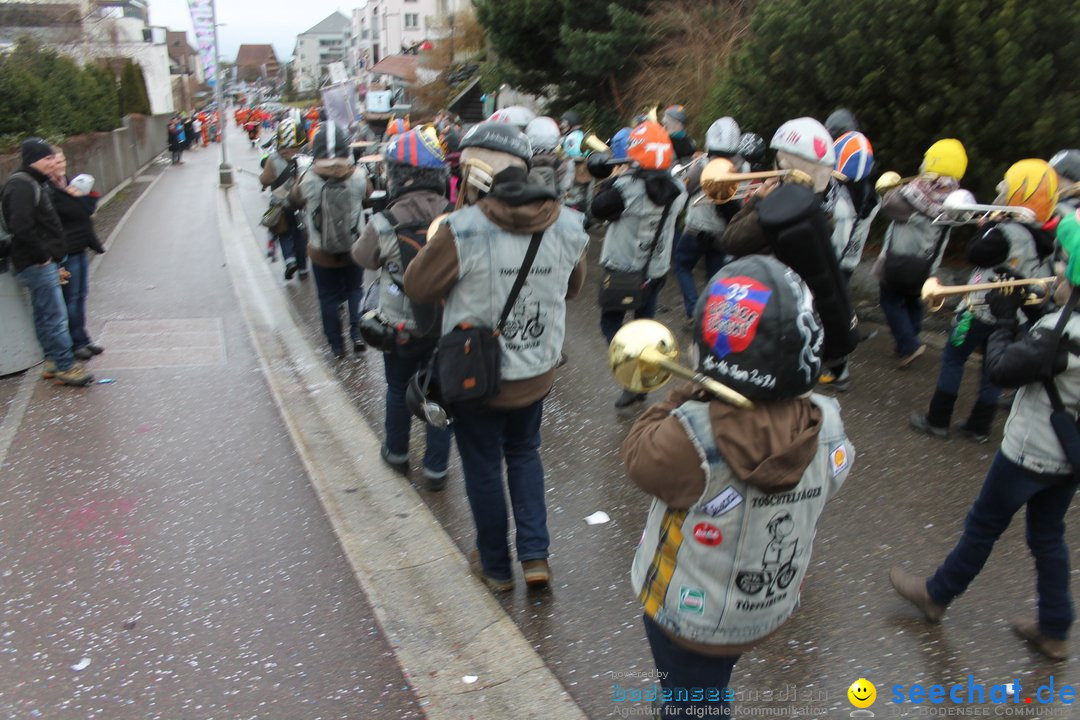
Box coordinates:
[874,171,917,194]
[921,275,1055,313]
[694,157,812,205]
[932,189,1037,226]
[608,319,753,408]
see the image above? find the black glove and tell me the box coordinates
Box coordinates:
[986,286,1025,324]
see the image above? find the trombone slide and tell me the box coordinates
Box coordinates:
[638,347,753,408]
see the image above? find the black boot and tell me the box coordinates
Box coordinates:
[956,401,996,444]
[910,390,957,439]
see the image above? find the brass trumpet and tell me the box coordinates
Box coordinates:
[608,319,753,408]
[695,157,812,205]
[921,275,1056,312]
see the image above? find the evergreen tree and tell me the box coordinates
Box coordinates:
[119,60,151,116]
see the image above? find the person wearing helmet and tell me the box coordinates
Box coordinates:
[874,138,967,368]
[525,116,565,195]
[289,121,371,359]
[1050,149,1080,215]
[351,126,453,490]
[403,121,589,593]
[260,117,310,281]
[559,109,583,136]
[560,129,594,215]
[823,107,859,140]
[384,116,410,141]
[661,104,697,165]
[910,159,1060,444]
[623,255,852,716]
[672,116,745,325]
[592,120,689,408]
[488,105,536,131]
[737,132,768,172]
[891,212,1080,662]
[721,117,859,369]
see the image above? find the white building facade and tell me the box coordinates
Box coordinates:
[352,0,463,71]
[291,12,351,93]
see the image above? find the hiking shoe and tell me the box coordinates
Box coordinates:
[73,346,94,361]
[898,344,926,369]
[298,269,309,279]
[910,413,949,439]
[1011,617,1068,661]
[85,343,104,355]
[819,367,850,392]
[468,551,513,593]
[954,424,990,444]
[41,360,57,379]
[380,444,409,474]
[422,468,447,492]
[353,341,367,354]
[284,259,298,280]
[889,567,945,623]
[521,559,552,589]
[614,389,646,409]
[53,364,94,387]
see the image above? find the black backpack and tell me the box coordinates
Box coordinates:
[385,205,453,346]
[312,177,355,254]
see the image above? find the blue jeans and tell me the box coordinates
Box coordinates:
[60,251,91,348]
[277,213,307,269]
[927,452,1077,639]
[452,399,548,581]
[310,264,364,354]
[936,314,999,406]
[879,283,923,356]
[673,231,726,318]
[382,344,451,476]
[643,614,738,717]
[16,262,75,370]
[601,277,667,345]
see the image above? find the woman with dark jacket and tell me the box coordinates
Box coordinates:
[49,151,105,360]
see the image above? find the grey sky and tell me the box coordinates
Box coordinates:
[148,0,353,64]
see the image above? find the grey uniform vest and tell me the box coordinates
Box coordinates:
[599,174,688,280]
[631,395,851,646]
[965,223,1055,324]
[443,205,589,381]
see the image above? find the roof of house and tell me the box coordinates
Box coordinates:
[300,11,350,37]
[235,43,278,68]
[369,54,418,82]
[166,30,196,63]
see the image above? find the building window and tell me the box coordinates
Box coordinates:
[404,13,419,28]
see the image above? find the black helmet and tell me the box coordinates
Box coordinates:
[737,132,767,166]
[824,108,859,139]
[560,110,583,129]
[311,121,351,159]
[693,255,823,401]
[406,366,451,428]
[459,122,532,162]
[1050,149,1080,184]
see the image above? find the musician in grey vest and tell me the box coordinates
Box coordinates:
[404,123,589,592]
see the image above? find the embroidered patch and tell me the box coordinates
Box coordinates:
[678,586,705,615]
[702,276,771,359]
[830,443,849,476]
[692,522,723,546]
[701,486,743,518]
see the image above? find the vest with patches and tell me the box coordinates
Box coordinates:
[599,174,688,279]
[443,204,589,381]
[630,394,851,647]
[965,222,1056,324]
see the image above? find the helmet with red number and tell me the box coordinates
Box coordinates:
[626,120,674,171]
[833,131,874,182]
[997,158,1060,224]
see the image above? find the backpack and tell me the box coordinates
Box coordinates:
[0,172,42,260]
[312,176,355,254]
[384,206,450,346]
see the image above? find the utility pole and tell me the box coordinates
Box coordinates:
[211,0,232,187]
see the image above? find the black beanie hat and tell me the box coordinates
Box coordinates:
[21,137,55,167]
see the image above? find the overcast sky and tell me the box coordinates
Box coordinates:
[148,0,354,63]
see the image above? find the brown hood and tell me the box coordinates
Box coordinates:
[476,196,562,234]
[668,386,823,493]
[312,158,355,180]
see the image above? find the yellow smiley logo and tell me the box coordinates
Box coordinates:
[848,678,876,708]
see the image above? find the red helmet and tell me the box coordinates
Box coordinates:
[626,121,674,171]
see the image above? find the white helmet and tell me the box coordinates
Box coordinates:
[525,116,561,154]
[705,117,741,155]
[487,105,536,131]
[770,117,835,166]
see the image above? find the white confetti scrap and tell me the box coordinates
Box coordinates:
[585,511,610,525]
[71,657,91,671]
[462,675,478,684]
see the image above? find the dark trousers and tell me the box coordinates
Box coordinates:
[276,214,308,269]
[936,314,1000,406]
[927,451,1077,639]
[643,614,738,717]
[60,251,91,348]
[310,264,364,354]
[381,344,451,476]
[879,283,923,356]
[600,277,666,345]
[673,231,725,318]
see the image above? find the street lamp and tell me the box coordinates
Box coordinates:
[210,0,232,187]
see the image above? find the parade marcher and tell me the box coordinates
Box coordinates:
[874,138,967,368]
[722,117,860,372]
[260,118,309,281]
[624,255,852,716]
[660,104,697,165]
[289,121,370,359]
[403,122,589,591]
[910,159,1060,443]
[167,119,184,165]
[1,138,93,386]
[672,116,743,325]
[890,209,1080,661]
[525,116,565,195]
[738,132,768,172]
[1051,149,1080,215]
[560,130,593,216]
[592,120,689,408]
[352,126,453,490]
[559,109,583,137]
[48,154,105,361]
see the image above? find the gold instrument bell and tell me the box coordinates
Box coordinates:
[698,157,812,205]
[608,319,753,408]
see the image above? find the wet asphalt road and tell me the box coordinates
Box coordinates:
[0,149,422,719]
[231,126,1080,719]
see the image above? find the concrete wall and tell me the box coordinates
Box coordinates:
[0,114,169,197]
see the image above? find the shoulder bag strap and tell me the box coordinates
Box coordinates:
[269,160,297,191]
[1041,287,1080,412]
[497,231,544,333]
[640,200,675,282]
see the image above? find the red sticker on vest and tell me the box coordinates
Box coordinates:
[693,522,723,546]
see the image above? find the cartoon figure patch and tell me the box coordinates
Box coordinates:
[735,510,801,597]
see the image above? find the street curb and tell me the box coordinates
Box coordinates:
[216,186,589,720]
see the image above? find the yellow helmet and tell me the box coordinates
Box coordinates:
[998,158,1059,224]
[922,138,967,180]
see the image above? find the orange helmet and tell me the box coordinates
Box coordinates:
[626,120,674,171]
[386,117,410,137]
[998,159,1059,224]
